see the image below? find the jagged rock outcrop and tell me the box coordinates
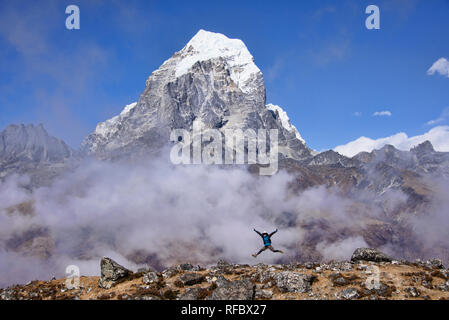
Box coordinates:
[411,141,435,157]
[98,257,132,289]
[354,141,449,176]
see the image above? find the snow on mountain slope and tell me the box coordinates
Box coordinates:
[266,104,305,144]
[94,102,137,138]
[171,29,261,94]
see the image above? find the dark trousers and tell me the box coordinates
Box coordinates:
[255,245,282,256]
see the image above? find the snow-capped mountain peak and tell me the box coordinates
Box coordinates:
[174,29,261,93]
[83,30,311,160]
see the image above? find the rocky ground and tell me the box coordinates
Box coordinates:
[1,249,448,301]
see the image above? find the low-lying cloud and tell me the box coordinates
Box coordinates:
[0,152,448,287]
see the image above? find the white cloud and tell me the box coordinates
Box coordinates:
[373,111,392,117]
[334,126,449,157]
[426,107,449,126]
[316,237,368,261]
[427,58,449,77]
[353,112,362,117]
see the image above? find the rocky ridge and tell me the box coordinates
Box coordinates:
[0,124,76,187]
[1,249,448,300]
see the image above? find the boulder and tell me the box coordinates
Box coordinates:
[205,275,229,287]
[428,259,444,269]
[363,282,394,297]
[142,271,159,285]
[332,276,349,287]
[255,289,273,299]
[98,257,131,289]
[438,281,449,292]
[162,267,179,279]
[253,270,276,283]
[341,288,360,300]
[137,267,155,274]
[177,263,202,272]
[0,288,15,300]
[208,278,255,300]
[272,271,315,293]
[178,287,210,300]
[178,273,205,286]
[351,248,392,263]
[406,287,420,297]
[329,261,353,272]
[216,259,231,268]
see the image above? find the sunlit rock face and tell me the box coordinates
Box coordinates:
[82,30,311,161]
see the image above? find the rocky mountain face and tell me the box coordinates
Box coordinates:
[1,249,448,300]
[350,142,449,202]
[354,141,449,175]
[81,30,312,161]
[0,124,76,187]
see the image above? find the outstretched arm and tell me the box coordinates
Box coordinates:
[254,229,262,236]
[269,229,278,237]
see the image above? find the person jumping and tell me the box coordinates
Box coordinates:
[252,228,284,257]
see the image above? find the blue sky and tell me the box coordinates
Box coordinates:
[1,0,449,152]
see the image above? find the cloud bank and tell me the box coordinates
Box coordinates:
[0,158,299,286]
[334,126,449,157]
[0,153,419,287]
[1,146,449,287]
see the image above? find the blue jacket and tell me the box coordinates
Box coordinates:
[254,229,278,247]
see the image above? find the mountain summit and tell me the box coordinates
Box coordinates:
[0,124,73,163]
[174,29,262,94]
[82,30,311,160]
[0,124,75,186]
